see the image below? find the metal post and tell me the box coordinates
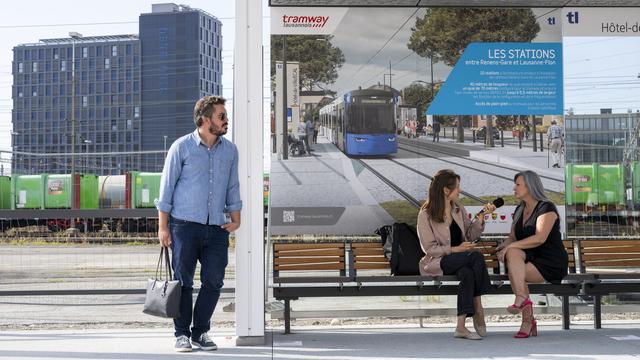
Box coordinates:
[531,115,537,152]
[519,135,522,149]
[540,132,544,152]
[282,35,288,160]
[472,130,476,143]
[71,38,76,205]
[500,130,504,147]
[69,32,82,228]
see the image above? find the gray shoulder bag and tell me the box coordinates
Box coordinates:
[143,246,181,318]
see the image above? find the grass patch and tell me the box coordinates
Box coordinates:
[459,192,565,206]
[379,201,423,227]
[381,192,566,226]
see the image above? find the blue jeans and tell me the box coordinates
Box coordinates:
[170,217,229,339]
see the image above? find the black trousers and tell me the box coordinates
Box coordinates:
[440,251,491,317]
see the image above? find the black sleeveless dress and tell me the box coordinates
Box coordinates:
[514,201,568,284]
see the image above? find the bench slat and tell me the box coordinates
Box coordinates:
[355,263,391,270]
[276,249,345,257]
[351,243,383,248]
[582,260,640,267]
[274,243,345,251]
[275,263,344,271]
[353,248,385,256]
[354,256,388,263]
[275,256,345,265]
[582,253,640,261]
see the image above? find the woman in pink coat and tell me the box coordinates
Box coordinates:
[417,169,496,340]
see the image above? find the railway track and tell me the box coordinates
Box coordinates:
[355,158,486,208]
[397,139,563,195]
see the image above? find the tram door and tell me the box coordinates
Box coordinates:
[337,103,345,151]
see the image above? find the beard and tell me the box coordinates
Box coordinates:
[208,124,227,136]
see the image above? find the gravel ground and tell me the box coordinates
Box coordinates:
[4,313,640,331]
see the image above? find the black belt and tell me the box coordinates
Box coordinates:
[550,137,560,140]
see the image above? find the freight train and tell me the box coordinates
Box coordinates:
[0,172,161,232]
[565,162,640,232]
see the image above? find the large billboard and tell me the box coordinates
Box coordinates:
[269,7,566,236]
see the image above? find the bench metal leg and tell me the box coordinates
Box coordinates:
[594,295,602,329]
[562,295,570,330]
[284,299,291,334]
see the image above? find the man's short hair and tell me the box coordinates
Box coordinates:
[551,119,557,124]
[194,96,226,127]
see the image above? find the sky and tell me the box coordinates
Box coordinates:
[320,8,562,98]
[0,0,272,173]
[563,36,640,115]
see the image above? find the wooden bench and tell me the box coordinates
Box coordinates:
[272,239,587,334]
[577,239,640,329]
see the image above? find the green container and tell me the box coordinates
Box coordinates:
[565,164,597,205]
[130,172,161,208]
[0,176,11,209]
[597,164,624,205]
[77,174,99,209]
[263,172,269,207]
[12,175,45,209]
[43,174,98,209]
[633,162,640,205]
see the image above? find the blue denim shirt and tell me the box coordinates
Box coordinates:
[156,129,242,225]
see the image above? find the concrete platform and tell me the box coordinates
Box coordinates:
[1,322,640,359]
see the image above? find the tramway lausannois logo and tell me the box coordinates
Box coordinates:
[282,15,330,28]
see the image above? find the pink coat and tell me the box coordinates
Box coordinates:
[416,202,485,277]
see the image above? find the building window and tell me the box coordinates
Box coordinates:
[61,60,66,71]
[126,44,132,55]
[18,90,23,98]
[32,62,38,72]
[18,62,23,73]
[96,46,103,57]
[134,106,140,118]
[82,96,88,107]
[32,86,37,97]
[82,47,88,58]
[53,48,59,60]
[104,58,110,69]
[112,45,118,57]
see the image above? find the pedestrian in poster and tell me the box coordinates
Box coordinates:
[433,121,441,142]
[546,119,564,168]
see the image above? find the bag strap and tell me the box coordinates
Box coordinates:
[154,247,173,281]
[163,246,173,280]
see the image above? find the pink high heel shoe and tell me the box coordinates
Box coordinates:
[514,319,537,338]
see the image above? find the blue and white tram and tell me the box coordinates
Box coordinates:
[319,89,397,156]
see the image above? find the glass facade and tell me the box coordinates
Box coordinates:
[11,36,142,175]
[139,6,222,164]
[565,113,640,164]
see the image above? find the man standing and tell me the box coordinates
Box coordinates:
[433,121,441,142]
[547,119,564,168]
[306,115,315,146]
[156,96,242,352]
[298,119,310,153]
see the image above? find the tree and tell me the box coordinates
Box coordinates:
[402,83,434,122]
[271,35,345,91]
[407,8,540,144]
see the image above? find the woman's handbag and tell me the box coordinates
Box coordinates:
[143,246,181,318]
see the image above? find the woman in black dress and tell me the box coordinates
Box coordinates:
[496,170,568,338]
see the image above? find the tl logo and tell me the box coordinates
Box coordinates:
[547,17,556,25]
[566,11,579,24]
